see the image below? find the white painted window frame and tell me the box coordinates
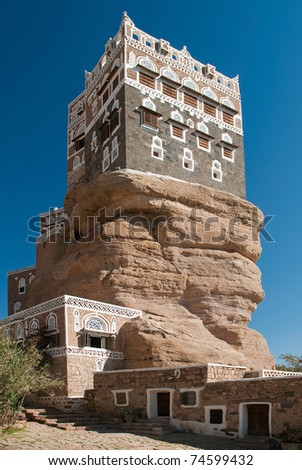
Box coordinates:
[112,389,133,407]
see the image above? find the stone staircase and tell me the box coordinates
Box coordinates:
[25,408,175,436]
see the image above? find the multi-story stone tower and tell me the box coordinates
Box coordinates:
[68,12,245,198]
[3,14,274,407]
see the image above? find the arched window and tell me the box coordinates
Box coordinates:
[85,316,109,349]
[29,319,39,336]
[102,146,110,171]
[132,31,140,41]
[111,136,119,162]
[15,322,24,340]
[73,155,81,170]
[47,313,58,332]
[90,130,98,152]
[85,316,108,332]
[14,302,22,314]
[183,78,198,92]
[202,88,218,101]
[197,122,209,134]
[183,149,194,171]
[212,161,222,182]
[171,111,183,123]
[29,274,35,284]
[138,57,157,72]
[221,98,235,109]
[161,68,178,83]
[18,278,26,294]
[222,133,232,143]
[142,98,156,111]
[151,136,163,160]
[145,38,153,48]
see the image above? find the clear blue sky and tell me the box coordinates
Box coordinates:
[1,0,301,364]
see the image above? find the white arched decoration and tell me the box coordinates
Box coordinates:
[46,313,58,332]
[183,78,198,91]
[138,57,157,73]
[85,316,109,333]
[29,319,39,336]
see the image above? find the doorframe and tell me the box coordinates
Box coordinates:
[146,388,175,419]
[239,402,272,438]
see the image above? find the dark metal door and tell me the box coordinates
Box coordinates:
[247,404,269,435]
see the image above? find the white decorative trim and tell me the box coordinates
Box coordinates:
[85,315,109,332]
[46,346,123,360]
[73,309,80,332]
[260,369,302,377]
[124,77,243,136]
[126,38,240,100]
[85,79,124,135]
[0,295,143,326]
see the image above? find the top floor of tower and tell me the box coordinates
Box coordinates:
[67,13,246,198]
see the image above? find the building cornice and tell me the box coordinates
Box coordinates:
[7,265,36,276]
[0,295,143,326]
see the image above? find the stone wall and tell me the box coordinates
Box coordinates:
[90,365,302,438]
[124,84,245,198]
[203,376,302,437]
[92,365,208,419]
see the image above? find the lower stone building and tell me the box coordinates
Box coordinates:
[1,294,142,408]
[85,364,302,439]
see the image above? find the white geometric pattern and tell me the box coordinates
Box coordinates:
[1,295,143,327]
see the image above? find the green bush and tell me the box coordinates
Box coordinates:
[0,332,62,426]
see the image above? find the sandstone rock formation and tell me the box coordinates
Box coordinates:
[28,170,274,370]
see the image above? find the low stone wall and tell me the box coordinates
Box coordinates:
[206,364,246,382]
[34,395,87,412]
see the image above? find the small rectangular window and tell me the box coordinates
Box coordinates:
[112,75,119,91]
[184,93,198,108]
[180,391,197,406]
[198,136,210,150]
[223,147,234,160]
[142,110,158,129]
[171,125,184,140]
[89,335,107,349]
[204,102,216,117]
[222,112,234,125]
[100,122,110,145]
[139,72,155,89]
[102,88,109,105]
[115,392,127,405]
[75,137,85,151]
[162,83,177,99]
[210,409,223,424]
[110,109,120,132]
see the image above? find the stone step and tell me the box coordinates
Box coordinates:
[25,407,176,435]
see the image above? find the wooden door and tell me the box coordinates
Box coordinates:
[157,392,170,417]
[247,404,269,435]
